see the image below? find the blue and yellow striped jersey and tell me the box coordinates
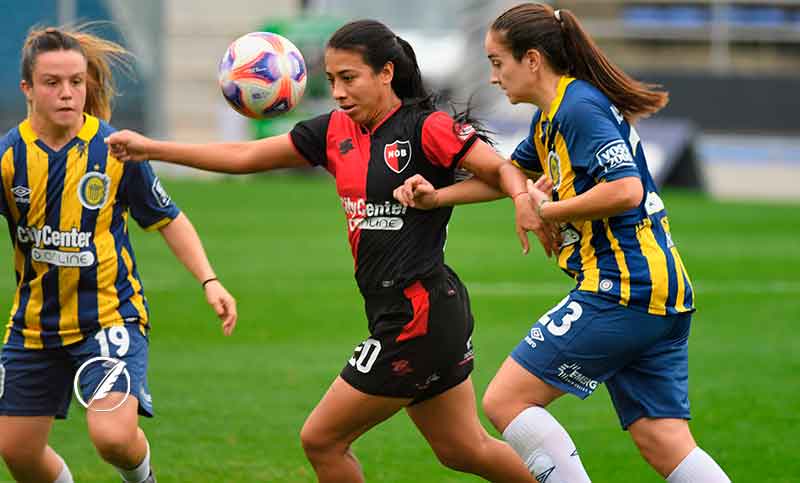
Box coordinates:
[512,76,694,316]
[0,114,180,349]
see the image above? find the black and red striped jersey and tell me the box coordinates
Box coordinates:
[289,103,478,294]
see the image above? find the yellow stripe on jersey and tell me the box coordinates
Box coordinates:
[2,147,19,345]
[143,217,173,232]
[1,147,19,220]
[57,142,90,346]
[95,158,124,326]
[118,221,147,327]
[577,221,599,292]
[22,143,50,349]
[546,76,574,120]
[605,224,631,306]
[635,219,669,315]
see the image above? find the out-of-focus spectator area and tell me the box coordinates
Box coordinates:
[2,0,798,200]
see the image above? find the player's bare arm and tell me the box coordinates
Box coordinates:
[158,213,237,335]
[106,131,308,174]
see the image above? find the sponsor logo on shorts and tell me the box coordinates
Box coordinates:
[524,327,545,349]
[0,363,5,399]
[416,372,440,390]
[599,279,614,292]
[557,362,598,393]
[460,336,475,365]
[73,357,131,412]
[391,359,414,376]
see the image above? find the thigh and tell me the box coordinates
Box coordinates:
[86,391,141,444]
[69,324,153,417]
[302,376,409,447]
[606,313,692,430]
[509,291,672,400]
[0,345,73,419]
[0,416,54,456]
[406,377,487,449]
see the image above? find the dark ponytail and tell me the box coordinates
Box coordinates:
[327,20,493,144]
[327,20,434,110]
[492,3,668,121]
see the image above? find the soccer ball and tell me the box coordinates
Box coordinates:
[218,32,307,119]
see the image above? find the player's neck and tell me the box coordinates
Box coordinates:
[532,70,563,118]
[29,114,84,151]
[363,93,402,132]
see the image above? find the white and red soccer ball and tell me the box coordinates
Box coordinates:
[218,32,307,119]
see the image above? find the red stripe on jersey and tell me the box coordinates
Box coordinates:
[396,281,430,342]
[421,111,477,168]
[325,111,370,270]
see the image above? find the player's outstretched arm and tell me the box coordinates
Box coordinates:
[158,213,237,335]
[393,174,504,209]
[529,175,643,223]
[105,130,308,174]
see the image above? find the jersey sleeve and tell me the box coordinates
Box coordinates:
[561,99,640,182]
[119,161,181,231]
[0,144,11,218]
[510,112,543,178]
[289,113,331,167]
[420,111,478,170]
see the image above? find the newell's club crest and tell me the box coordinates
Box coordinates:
[384,140,412,173]
[78,172,111,210]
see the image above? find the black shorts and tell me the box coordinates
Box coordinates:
[340,265,475,405]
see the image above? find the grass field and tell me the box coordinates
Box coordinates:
[1,175,798,482]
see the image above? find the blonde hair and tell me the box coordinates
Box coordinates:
[21,24,134,121]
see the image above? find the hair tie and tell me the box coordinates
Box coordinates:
[554,9,563,23]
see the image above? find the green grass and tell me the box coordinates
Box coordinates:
[0,176,798,482]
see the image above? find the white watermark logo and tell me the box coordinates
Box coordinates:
[73,357,131,412]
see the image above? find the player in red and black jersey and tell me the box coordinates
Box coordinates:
[108,19,556,482]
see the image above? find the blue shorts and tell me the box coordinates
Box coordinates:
[0,324,152,419]
[511,290,691,429]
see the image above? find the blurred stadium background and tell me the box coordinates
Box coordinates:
[1,0,798,482]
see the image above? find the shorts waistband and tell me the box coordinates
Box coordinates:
[361,267,449,302]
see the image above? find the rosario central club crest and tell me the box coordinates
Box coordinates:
[384,140,412,173]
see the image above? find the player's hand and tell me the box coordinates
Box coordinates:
[105,130,154,162]
[515,177,560,257]
[204,280,237,336]
[393,174,439,209]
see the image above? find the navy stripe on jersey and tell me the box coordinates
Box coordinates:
[9,139,31,348]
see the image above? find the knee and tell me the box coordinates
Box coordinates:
[630,419,693,466]
[90,426,138,463]
[299,423,339,461]
[481,388,517,433]
[432,441,482,473]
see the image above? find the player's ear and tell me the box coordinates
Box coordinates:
[379,61,395,86]
[20,80,33,102]
[524,49,542,73]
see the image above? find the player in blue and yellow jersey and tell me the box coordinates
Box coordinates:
[394,3,731,482]
[0,27,237,483]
